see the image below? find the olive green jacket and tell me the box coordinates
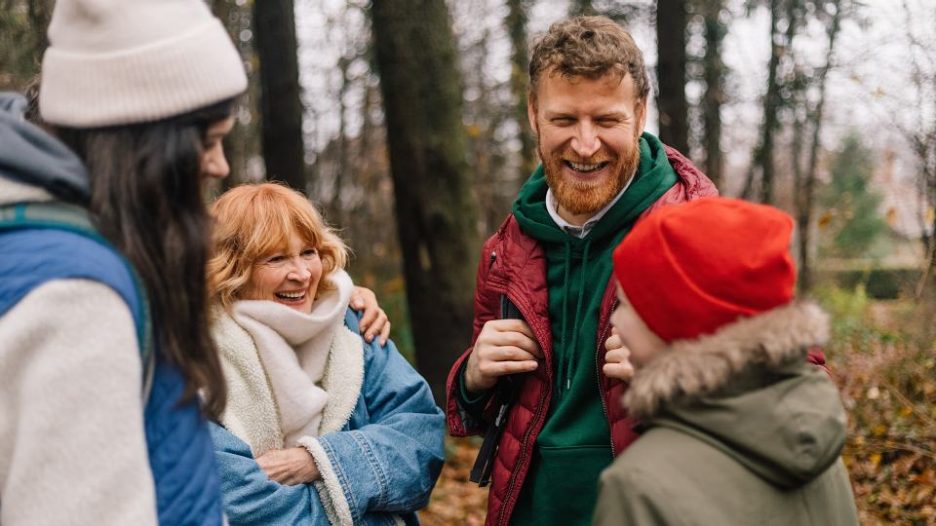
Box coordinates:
[593,302,858,526]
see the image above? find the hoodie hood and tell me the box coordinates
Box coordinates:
[510,132,679,395]
[513,132,677,245]
[0,92,89,204]
[625,302,847,489]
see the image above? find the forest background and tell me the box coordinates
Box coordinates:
[2,0,934,523]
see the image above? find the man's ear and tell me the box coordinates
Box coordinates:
[527,96,539,136]
[636,97,649,134]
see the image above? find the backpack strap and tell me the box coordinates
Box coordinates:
[0,201,155,404]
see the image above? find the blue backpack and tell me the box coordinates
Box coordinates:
[0,201,155,401]
[0,200,225,525]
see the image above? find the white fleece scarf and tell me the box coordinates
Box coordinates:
[230,270,354,446]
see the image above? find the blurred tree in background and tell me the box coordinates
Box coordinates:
[370,0,480,401]
[254,0,306,190]
[0,0,51,89]
[820,133,888,259]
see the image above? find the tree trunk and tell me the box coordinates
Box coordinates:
[254,0,306,190]
[371,0,481,403]
[655,0,689,153]
[213,0,252,189]
[749,0,785,204]
[26,0,52,58]
[507,0,537,178]
[330,56,352,227]
[701,0,726,190]
[791,80,807,285]
[569,0,595,16]
[798,0,842,293]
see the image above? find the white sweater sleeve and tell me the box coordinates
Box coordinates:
[0,279,158,526]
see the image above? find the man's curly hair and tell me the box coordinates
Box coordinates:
[528,16,650,105]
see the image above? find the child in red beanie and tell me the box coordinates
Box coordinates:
[593,197,858,526]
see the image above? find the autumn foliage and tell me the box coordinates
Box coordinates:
[824,287,936,525]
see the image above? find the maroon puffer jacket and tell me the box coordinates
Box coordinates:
[446,147,826,526]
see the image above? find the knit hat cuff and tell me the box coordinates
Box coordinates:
[613,198,796,343]
[617,241,758,343]
[40,19,247,127]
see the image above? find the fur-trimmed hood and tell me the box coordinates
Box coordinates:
[625,302,828,418]
[623,302,848,488]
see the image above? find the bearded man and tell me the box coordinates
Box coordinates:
[445,16,719,526]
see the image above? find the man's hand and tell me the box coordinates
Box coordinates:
[256,447,321,486]
[602,328,634,381]
[351,286,391,345]
[464,319,542,393]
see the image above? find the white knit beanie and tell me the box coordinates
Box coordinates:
[39,0,248,127]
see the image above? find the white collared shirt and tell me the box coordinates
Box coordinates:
[545,176,634,239]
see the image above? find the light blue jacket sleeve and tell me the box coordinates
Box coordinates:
[209,423,331,525]
[314,314,446,523]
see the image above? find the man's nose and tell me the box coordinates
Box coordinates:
[570,122,601,159]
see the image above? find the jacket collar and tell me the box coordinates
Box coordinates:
[623,302,829,419]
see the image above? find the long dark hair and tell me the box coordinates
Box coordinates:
[56,100,232,420]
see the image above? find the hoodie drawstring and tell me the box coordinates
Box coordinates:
[559,241,573,393]
[563,239,591,392]
[559,239,591,392]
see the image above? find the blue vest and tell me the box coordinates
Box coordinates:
[0,202,224,525]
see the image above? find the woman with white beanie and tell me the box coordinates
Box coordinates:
[0,0,246,524]
[0,0,397,523]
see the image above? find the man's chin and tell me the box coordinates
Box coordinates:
[552,176,626,215]
[554,187,617,216]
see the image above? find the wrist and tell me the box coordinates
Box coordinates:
[462,361,492,396]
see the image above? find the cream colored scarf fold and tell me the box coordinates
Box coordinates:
[230,271,353,447]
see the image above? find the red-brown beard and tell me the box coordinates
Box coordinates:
[541,133,642,216]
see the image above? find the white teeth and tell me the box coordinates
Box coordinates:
[276,292,304,299]
[568,161,605,173]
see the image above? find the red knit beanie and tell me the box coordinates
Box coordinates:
[612,197,796,343]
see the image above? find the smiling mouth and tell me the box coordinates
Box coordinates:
[275,291,306,303]
[564,160,610,173]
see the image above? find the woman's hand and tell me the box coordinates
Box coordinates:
[602,328,634,381]
[256,447,321,486]
[351,286,391,345]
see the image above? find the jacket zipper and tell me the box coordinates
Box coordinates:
[496,293,550,526]
[595,298,618,457]
[497,377,549,526]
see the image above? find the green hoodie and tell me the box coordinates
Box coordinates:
[509,133,677,526]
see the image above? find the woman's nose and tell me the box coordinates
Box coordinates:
[286,258,312,281]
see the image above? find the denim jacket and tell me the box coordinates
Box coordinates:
[210,309,445,525]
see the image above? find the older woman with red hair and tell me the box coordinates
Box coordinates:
[206,183,444,525]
